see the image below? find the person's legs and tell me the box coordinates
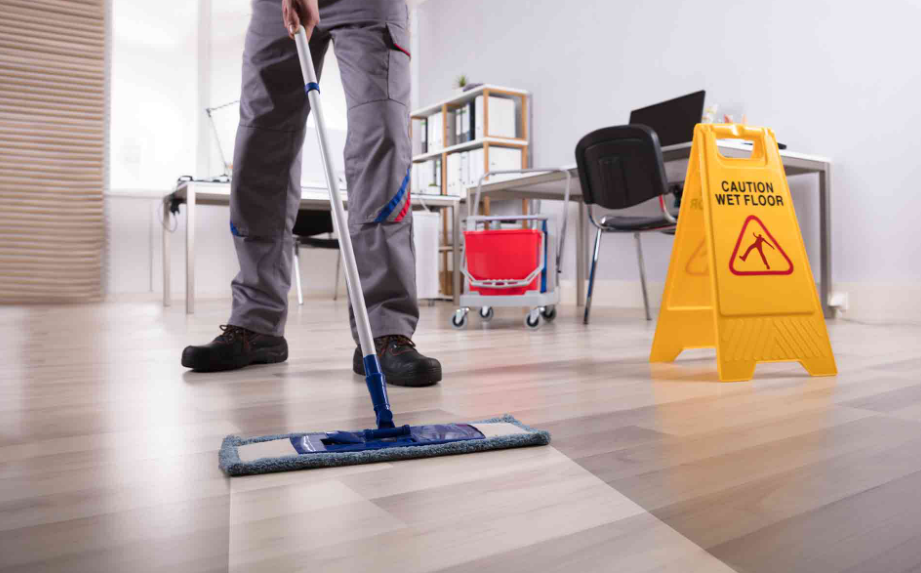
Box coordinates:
[182,0,330,372]
[228,1,331,336]
[329,21,417,342]
[329,18,440,386]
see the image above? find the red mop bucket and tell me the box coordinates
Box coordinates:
[464,228,542,295]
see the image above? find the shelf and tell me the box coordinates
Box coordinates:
[410,84,529,119]
[413,137,528,163]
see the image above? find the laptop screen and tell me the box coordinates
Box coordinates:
[629,90,706,147]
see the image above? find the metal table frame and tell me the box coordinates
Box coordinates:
[162,181,463,313]
[468,141,836,318]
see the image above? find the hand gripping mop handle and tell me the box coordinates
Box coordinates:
[294,28,394,429]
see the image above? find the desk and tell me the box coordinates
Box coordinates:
[469,141,836,318]
[162,181,463,313]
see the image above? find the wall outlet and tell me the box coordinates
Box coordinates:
[828,291,849,313]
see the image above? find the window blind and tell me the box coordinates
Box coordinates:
[0,0,107,302]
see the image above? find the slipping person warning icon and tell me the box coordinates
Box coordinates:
[740,232,774,269]
[729,215,794,276]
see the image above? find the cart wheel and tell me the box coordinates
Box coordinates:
[479,307,494,322]
[524,312,542,330]
[451,310,468,330]
[541,306,557,322]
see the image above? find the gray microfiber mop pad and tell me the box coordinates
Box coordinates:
[219,414,550,477]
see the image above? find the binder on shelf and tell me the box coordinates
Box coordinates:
[487,146,522,181]
[474,95,517,139]
[460,151,469,191]
[413,161,425,193]
[455,107,465,144]
[493,97,517,139]
[469,148,484,186]
[474,97,482,139]
[443,111,451,148]
[437,112,445,150]
[455,103,475,144]
[433,156,442,193]
[428,111,443,152]
[446,153,460,196]
[447,109,458,147]
[420,117,427,154]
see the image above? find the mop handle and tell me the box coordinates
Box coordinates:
[294,27,394,429]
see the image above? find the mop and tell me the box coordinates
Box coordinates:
[219,27,550,477]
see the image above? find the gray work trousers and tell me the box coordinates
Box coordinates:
[228,0,418,343]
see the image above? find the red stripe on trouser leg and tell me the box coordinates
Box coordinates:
[392,42,410,58]
[393,192,411,222]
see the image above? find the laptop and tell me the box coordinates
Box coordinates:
[629,90,706,148]
[629,91,787,150]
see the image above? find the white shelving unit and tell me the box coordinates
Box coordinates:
[410,85,532,296]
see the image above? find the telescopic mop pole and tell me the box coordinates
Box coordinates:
[293,27,394,429]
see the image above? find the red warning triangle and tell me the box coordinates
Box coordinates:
[729,215,793,276]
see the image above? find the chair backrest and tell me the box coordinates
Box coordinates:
[574,125,669,209]
[293,210,335,238]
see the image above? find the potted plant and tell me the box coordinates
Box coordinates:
[454,74,468,96]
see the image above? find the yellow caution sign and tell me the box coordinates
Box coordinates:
[650,124,836,382]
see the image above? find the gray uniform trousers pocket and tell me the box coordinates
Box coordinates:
[229,0,417,342]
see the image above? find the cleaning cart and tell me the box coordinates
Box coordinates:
[452,169,572,330]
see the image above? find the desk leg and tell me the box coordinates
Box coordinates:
[162,200,171,307]
[185,186,196,315]
[819,164,833,319]
[453,203,461,305]
[576,200,586,307]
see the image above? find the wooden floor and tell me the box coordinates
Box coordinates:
[2,299,920,572]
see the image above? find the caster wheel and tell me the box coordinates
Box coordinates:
[451,311,468,330]
[524,312,542,330]
[541,306,557,322]
[479,307,494,322]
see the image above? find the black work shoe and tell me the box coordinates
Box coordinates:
[352,335,442,387]
[181,325,288,372]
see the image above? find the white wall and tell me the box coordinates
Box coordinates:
[416,0,921,304]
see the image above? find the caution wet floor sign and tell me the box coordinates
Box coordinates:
[650,124,836,382]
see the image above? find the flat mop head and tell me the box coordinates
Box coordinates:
[219,414,550,477]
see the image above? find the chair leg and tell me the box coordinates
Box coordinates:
[634,232,651,321]
[583,228,603,325]
[333,250,341,301]
[294,243,304,306]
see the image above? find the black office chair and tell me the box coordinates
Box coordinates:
[575,125,678,324]
[292,210,341,304]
